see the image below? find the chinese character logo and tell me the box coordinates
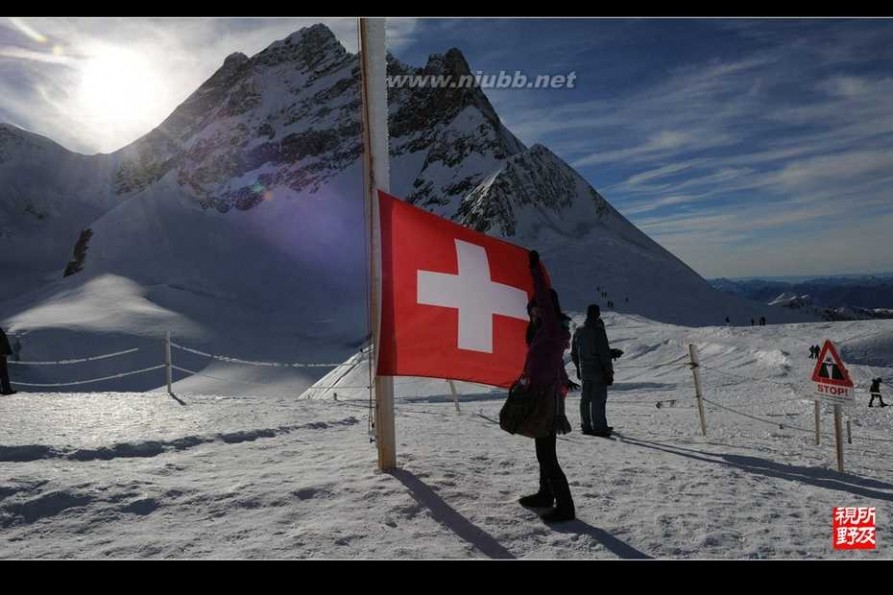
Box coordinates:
[833,507,876,550]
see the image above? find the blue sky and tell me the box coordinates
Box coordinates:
[2,17,893,279]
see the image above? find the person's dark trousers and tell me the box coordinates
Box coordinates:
[580,380,594,431]
[581,381,609,432]
[869,394,886,407]
[534,433,574,513]
[0,356,12,393]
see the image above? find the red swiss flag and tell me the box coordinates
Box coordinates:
[377,190,544,388]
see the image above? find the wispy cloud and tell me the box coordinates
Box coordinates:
[473,22,893,276]
[605,159,704,190]
[770,150,893,194]
[572,130,704,168]
[386,18,421,52]
[658,209,893,279]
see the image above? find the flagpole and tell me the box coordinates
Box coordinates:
[359,17,396,471]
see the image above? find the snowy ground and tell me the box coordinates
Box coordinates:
[2,313,892,559]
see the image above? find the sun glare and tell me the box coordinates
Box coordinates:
[77,44,168,149]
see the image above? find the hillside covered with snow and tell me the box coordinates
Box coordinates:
[1,314,890,559]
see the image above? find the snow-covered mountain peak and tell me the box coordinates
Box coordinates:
[456,143,610,238]
[256,22,348,69]
[1,23,817,355]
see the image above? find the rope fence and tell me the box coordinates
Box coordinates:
[6,335,365,395]
[169,341,354,368]
[700,396,819,435]
[700,395,893,446]
[9,347,140,366]
[5,334,453,399]
[5,332,892,452]
[686,340,893,474]
[610,397,684,408]
[13,365,165,388]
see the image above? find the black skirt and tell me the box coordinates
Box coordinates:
[500,380,571,438]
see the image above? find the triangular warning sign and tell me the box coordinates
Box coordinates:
[811,340,853,388]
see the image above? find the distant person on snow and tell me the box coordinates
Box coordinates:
[869,378,887,408]
[760,316,766,326]
[725,316,731,326]
[751,318,755,326]
[517,250,576,523]
[0,327,17,395]
[572,304,615,438]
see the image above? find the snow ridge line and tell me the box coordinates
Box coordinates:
[171,365,273,388]
[620,355,689,369]
[701,361,893,396]
[170,365,373,391]
[0,417,361,463]
[9,347,141,366]
[699,363,807,389]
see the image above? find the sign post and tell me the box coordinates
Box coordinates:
[688,344,707,437]
[814,400,820,445]
[811,339,854,473]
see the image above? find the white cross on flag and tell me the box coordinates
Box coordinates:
[377,190,544,388]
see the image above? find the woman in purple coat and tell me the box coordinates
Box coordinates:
[518,250,575,522]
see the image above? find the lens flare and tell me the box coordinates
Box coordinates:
[9,17,47,44]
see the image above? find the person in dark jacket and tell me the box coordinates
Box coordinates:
[0,327,17,395]
[517,250,575,523]
[572,304,614,437]
[869,378,887,408]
